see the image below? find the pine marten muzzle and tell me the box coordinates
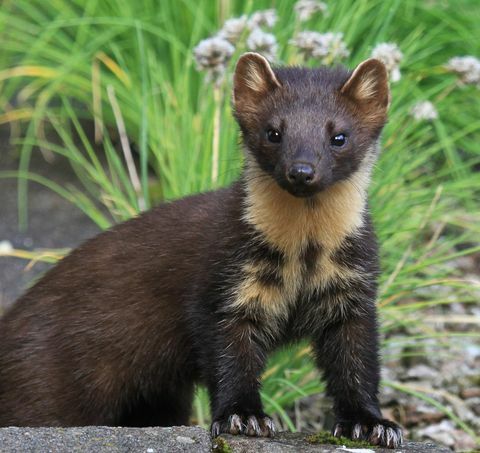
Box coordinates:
[0,53,403,448]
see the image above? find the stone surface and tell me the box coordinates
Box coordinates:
[216,432,451,453]
[0,427,451,453]
[0,426,210,453]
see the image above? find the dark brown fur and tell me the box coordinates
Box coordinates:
[0,53,402,447]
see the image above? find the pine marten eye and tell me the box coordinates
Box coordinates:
[330,133,347,147]
[266,129,282,143]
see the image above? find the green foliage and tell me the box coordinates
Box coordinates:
[1,0,479,440]
[306,431,373,448]
[212,437,233,453]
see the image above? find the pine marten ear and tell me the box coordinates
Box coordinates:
[340,58,390,110]
[233,52,281,113]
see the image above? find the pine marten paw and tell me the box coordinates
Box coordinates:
[211,414,276,437]
[333,418,403,449]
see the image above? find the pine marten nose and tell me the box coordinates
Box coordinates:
[287,163,315,186]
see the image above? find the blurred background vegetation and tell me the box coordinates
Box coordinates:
[0,0,479,448]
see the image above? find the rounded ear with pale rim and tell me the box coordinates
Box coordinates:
[233,52,282,113]
[340,58,390,110]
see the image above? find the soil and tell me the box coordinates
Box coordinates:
[0,126,99,309]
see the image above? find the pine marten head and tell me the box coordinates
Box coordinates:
[233,53,390,198]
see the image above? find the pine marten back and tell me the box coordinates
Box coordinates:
[0,53,403,448]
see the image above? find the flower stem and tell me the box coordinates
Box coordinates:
[212,84,222,185]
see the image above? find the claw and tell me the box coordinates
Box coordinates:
[246,415,261,436]
[211,421,220,437]
[228,414,243,435]
[352,423,362,440]
[260,416,276,437]
[211,413,275,438]
[397,428,404,446]
[333,418,403,449]
[369,423,385,445]
[333,424,342,438]
[386,427,394,447]
[385,426,402,448]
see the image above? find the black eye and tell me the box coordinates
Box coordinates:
[266,129,282,143]
[330,133,347,147]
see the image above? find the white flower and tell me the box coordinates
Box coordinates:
[246,29,278,62]
[410,101,438,121]
[294,0,328,22]
[249,9,277,29]
[290,31,321,58]
[193,36,235,83]
[290,31,349,64]
[218,15,249,44]
[371,42,403,82]
[0,240,13,255]
[445,56,480,86]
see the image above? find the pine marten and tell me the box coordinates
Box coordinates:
[0,53,403,448]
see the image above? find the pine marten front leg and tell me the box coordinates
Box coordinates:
[313,301,403,448]
[207,315,275,437]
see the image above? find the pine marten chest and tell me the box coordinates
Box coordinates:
[228,165,369,328]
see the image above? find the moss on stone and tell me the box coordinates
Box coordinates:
[306,431,374,448]
[212,436,233,453]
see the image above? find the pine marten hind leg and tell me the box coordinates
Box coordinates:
[118,381,194,427]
